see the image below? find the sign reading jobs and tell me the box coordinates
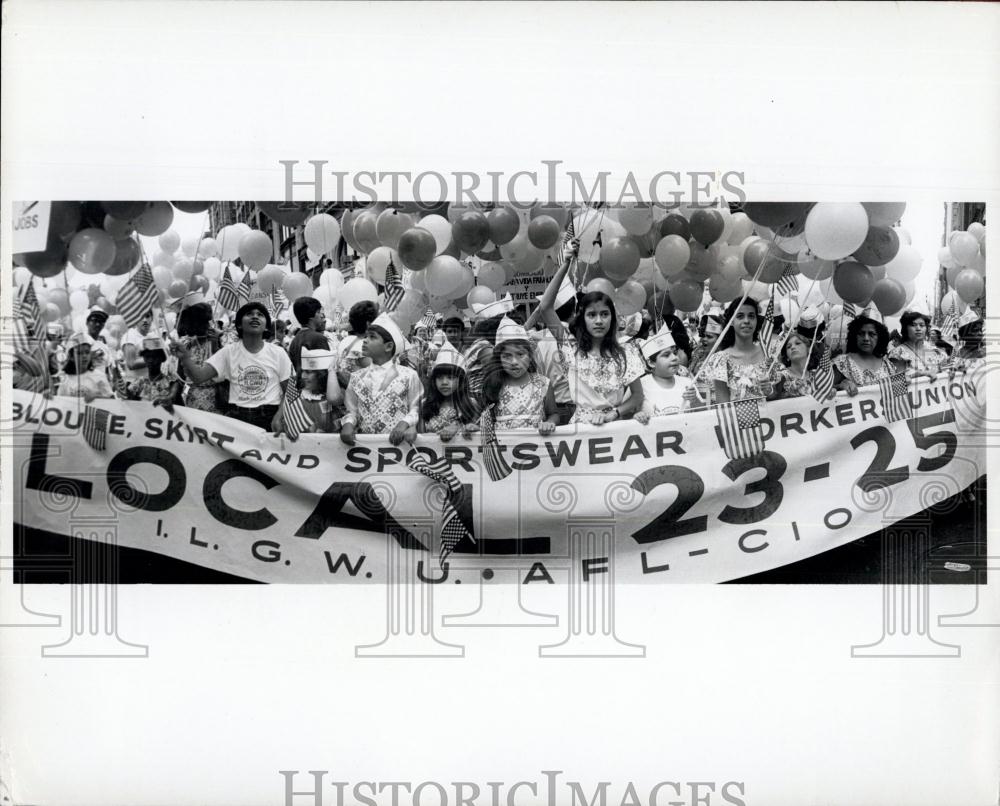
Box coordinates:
[10,371,986,583]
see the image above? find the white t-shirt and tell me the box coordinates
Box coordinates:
[119,328,149,382]
[640,373,693,418]
[206,341,292,408]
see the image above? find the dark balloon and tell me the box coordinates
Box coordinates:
[689,209,725,246]
[102,201,148,220]
[20,232,68,278]
[452,210,491,254]
[742,202,812,228]
[659,213,690,241]
[107,237,141,276]
[256,201,312,227]
[852,226,900,267]
[172,202,213,214]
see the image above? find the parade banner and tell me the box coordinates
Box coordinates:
[10,371,986,584]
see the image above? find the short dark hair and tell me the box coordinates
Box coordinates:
[293,297,323,326]
[349,300,379,335]
[845,315,891,358]
[176,302,213,338]
[899,310,931,338]
[442,317,465,332]
[234,302,272,339]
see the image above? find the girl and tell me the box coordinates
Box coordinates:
[129,336,182,408]
[57,333,113,402]
[889,310,949,378]
[707,297,782,403]
[481,317,561,434]
[687,310,724,376]
[297,347,343,433]
[634,329,702,423]
[418,347,480,441]
[175,302,222,413]
[833,315,895,396]
[776,331,828,399]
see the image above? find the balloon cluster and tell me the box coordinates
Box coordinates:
[938,220,986,313]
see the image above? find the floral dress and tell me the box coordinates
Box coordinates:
[709,350,781,401]
[778,368,812,398]
[950,346,986,374]
[832,354,895,387]
[495,374,550,429]
[888,343,949,375]
[180,337,220,412]
[424,403,465,434]
[131,373,178,403]
[556,342,646,423]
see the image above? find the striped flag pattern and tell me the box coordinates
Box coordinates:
[809,343,835,403]
[382,257,405,313]
[715,397,765,460]
[758,295,776,352]
[417,309,437,331]
[268,288,289,321]
[842,302,857,320]
[479,405,513,481]
[775,268,798,298]
[878,372,913,423]
[81,405,110,451]
[941,299,959,340]
[217,266,239,311]
[278,380,314,440]
[408,454,475,567]
[116,264,158,328]
[236,272,254,307]
[17,283,43,340]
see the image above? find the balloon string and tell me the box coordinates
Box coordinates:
[764,264,828,376]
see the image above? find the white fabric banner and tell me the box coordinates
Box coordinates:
[10,370,986,583]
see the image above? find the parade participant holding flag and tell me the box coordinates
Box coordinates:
[130,336,183,409]
[120,309,156,392]
[890,309,949,379]
[775,331,830,399]
[634,327,702,423]
[418,346,481,440]
[172,301,292,432]
[82,307,111,372]
[708,297,782,404]
[297,347,342,433]
[57,331,114,403]
[175,298,222,413]
[339,313,422,447]
[833,313,895,396]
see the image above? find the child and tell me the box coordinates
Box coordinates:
[130,336,183,408]
[298,347,343,433]
[340,313,422,446]
[481,317,561,435]
[634,328,701,423]
[57,332,114,402]
[419,346,480,441]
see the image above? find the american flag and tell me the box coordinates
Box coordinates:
[758,295,776,352]
[417,309,437,331]
[809,343,835,403]
[116,264,158,328]
[878,372,913,423]
[842,302,857,320]
[715,397,765,460]
[408,454,475,567]
[248,277,269,304]
[217,266,239,311]
[278,380,314,440]
[941,299,959,340]
[775,267,798,298]
[479,404,513,481]
[559,214,576,261]
[81,405,110,451]
[269,288,289,320]
[236,272,254,307]
[382,256,405,313]
[17,283,43,340]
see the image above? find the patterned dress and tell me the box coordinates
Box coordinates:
[832,354,895,387]
[495,374,550,429]
[888,343,949,374]
[424,403,464,434]
[778,367,812,398]
[709,350,781,401]
[180,337,220,412]
[556,342,646,423]
[345,362,422,434]
[131,374,178,403]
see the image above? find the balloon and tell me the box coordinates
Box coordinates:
[197,238,219,259]
[375,209,415,249]
[256,201,312,227]
[525,213,562,251]
[452,210,491,254]
[424,256,467,297]
[172,259,194,284]
[949,232,979,266]
[618,206,654,236]
[686,243,724,281]
[338,278,379,311]
[171,202,212,214]
[654,234,691,278]
[202,256,222,280]
[255,265,283,293]
[893,226,911,246]
[68,228,117,274]
[180,236,199,258]
[804,203,869,260]
[397,227,438,271]
[585,278,616,297]
[726,212,754,245]
[941,289,967,315]
[351,211,381,255]
[945,264,963,289]
[304,213,342,255]
[954,269,985,304]
[937,245,958,270]
[689,209,725,246]
[320,268,345,291]
[797,253,835,281]
[340,209,361,253]
[575,213,626,264]
[467,286,496,307]
[417,214,453,255]
[967,221,986,243]
[742,203,812,228]
[861,202,906,227]
[966,251,986,276]
[102,201,146,220]
[778,298,801,322]
[486,207,521,246]
[133,202,174,236]
[852,225,900,267]
[45,201,82,241]
[283,272,314,302]
[158,230,181,253]
[167,279,188,298]
[512,244,546,274]
[238,230,273,270]
[601,237,641,282]
[13,266,31,288]
[832,261,876,304]
[871,278,906,315]
[216,226,240,262]
[45,289,69,317]
[151,266,173,290]
[708,272,743,303]
[42,302,61,322]
[103,214,134,239]
[883,244,922,283]
[366,247,398,284]
[107,237,141,276]
[742,239,792,283]
[658,213,690,241]
[668,279,704,312]
[869,265,886,281]
[611,280,647,316]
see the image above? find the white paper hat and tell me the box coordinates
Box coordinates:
[798,305,825,328]
[471,293,515,320]
[300,347,336,371]
[181,290,206,309]
[371,313,406,357]
[494,315,531,346]
[432,346,467,372]
[640,326,677,360]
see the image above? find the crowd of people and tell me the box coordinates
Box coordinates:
[13,240,987,444]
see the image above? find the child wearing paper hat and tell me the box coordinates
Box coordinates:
[298,347,342,433]
[419,346,480,440]
[635,327,701,423]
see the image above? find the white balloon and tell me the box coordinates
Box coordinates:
[416,214,453,255]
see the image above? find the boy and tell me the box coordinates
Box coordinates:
[340,313,422,447]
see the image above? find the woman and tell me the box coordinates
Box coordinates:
[172,301,292,432]
[175,302,222,413]
[549,291,646,424]
[889,310,948,378]
[707,297,781,404]
[832,314,895,396]
[57,333,113,402]
[776,332,826,399]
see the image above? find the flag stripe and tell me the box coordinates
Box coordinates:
[116,264,157,328]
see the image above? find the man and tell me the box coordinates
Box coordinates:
[120,309,155,394]
[82,306,111,372]
[442,316,467,350]
[288,297,329,374]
